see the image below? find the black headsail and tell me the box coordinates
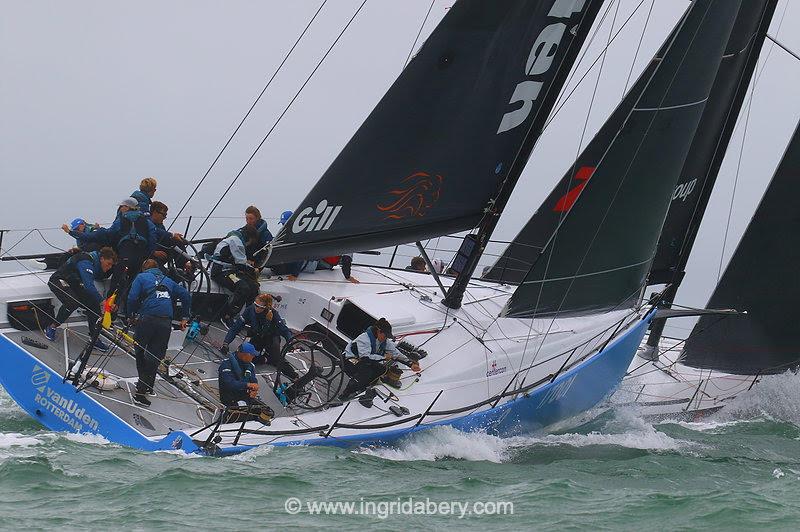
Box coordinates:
[680,120,800,375]
[267,0,605,266]
[483,7,690,284]
[502,0,743,319]
[640,0,777,354]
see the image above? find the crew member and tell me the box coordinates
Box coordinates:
[268,210,358,283]
[339,318,420,400]
[221,293,297,380]
[209,225,260,325]
[149,200,194,281]
[243,205,273,261]
[218,342,274,423]
[61,218,104,252]
[127,259,191,407]
[149,201,184,247]
[130,177,157,215]
[44,247,117,352]
[82,198,157,305]
[407,256,426,272]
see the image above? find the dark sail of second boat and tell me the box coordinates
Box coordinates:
[502,0,743,318]
[680,120,800,375]
[266,0,605,265]
[486,0,777,286]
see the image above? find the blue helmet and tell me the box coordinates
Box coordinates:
[279,210,293,225]
[69,218,86,231]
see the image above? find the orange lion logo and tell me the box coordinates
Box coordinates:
[377,172,443,220]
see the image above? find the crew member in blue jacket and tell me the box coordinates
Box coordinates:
[218,342,274,423]
[61,218,105,253]
[45,247,117,352]
[339,318,420,400]
[130,177,157,215]
[221,293,298,380]
[127,259,191,407]
[243,205,273,261]
[84,198,157,310]
[218,342,260,407]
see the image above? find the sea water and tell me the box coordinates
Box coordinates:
[2,373,800,530]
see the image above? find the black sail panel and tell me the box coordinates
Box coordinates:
[483,12,687,284]
[503,0,743,319]
[649,0,778,285]
[681,121,800,375]
[267,0,604,264]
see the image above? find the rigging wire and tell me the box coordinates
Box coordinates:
[753,0,790,85]
[167,0,329,232]
[191,0,370,240]
[517,0,716,386]
[401,0,437,71]
[622,0,656,95]
[543,0,651,132]
[517,0,622,381]
[717,60,757,282]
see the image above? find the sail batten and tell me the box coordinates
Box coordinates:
[266,0,605,266]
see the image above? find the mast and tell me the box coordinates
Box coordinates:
[441,0,605,309]
[642,0,777,358]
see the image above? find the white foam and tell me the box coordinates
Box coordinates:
[0,432,43,449]
[61,432,111,445]
[719,371,800,425]
[358,426,522,463]
[773,468,785,479]
[540,409,691,451]
[357,410,691,463]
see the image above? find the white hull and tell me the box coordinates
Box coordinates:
[0,264,649,453]
[612,337,761,420]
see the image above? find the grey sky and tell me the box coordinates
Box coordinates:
[2,0,799,335]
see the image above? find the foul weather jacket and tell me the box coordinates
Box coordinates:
[127,267,191,319]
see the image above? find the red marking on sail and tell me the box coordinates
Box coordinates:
[553,166,595,212]
[377,172,444,220]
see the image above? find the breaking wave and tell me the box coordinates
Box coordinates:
[717,371,800,425]
[358,409,692,463]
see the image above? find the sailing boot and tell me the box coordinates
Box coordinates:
[133,381,152,407]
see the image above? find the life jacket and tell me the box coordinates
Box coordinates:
[350,328,385,359]
[366,327,385,357]
[130,190,151,214]
[322,256,340,267]
[54,251,99,285]
[119,210,149,246]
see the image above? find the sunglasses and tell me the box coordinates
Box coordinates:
[254,302,268,309]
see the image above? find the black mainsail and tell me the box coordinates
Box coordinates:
[680,120,800,375]
[503,0,744,318]
[267,0,604,265]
